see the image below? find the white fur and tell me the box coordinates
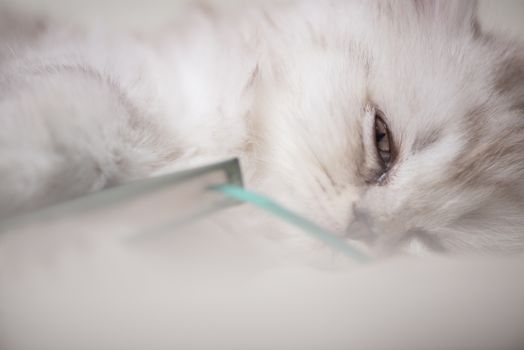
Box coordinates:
[1,0,523,255]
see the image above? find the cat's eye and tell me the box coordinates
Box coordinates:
[374,112,393,167]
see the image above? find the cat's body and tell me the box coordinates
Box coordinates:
[1,0,523,255]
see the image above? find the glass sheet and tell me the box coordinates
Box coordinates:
[0,159,243,240]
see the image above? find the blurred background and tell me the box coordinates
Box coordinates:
[0,0,523,39]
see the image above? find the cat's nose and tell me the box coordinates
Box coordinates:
[345,207,374,241]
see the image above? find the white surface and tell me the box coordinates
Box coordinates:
[2,204,524,350]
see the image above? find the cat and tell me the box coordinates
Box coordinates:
[0,0,523,255]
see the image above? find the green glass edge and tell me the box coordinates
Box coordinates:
[212,184,369,263]
[0,159,243,233]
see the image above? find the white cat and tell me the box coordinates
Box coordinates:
[1,0,523,255]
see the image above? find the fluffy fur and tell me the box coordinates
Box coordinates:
[1,0,523,254]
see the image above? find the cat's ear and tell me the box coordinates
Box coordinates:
[413,0,479,35]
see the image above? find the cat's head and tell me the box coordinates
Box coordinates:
[251,0,524,254]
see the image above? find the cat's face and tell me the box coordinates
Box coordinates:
[252,0,524,253]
